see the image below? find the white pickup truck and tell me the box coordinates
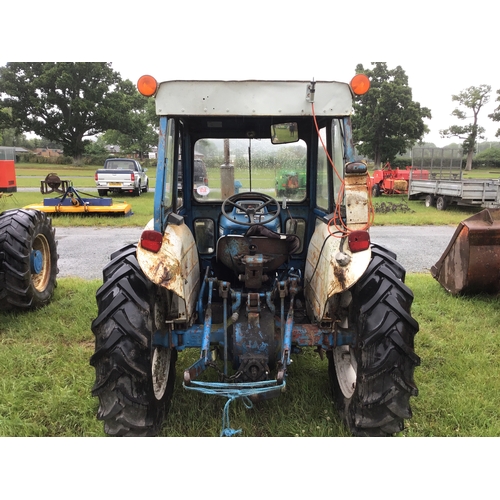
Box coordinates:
[95,158,149,197]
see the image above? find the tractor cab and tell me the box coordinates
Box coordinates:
[90,75,420,438]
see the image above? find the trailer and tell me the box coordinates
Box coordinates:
[408,148,500,210]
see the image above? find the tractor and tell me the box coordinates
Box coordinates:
[90,75,420,437]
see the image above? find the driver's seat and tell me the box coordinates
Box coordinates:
[216,225,300,288]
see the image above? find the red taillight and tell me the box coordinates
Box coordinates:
[131,172,135,181]
[140,230,163,253]
[94,173,98,181]
[348,230,370,253]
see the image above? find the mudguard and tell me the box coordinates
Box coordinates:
[304,219,371,323]
[137,219,200,323]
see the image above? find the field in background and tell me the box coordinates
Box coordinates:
[2,163,492,227]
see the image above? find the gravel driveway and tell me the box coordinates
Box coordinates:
[54,225,456,281]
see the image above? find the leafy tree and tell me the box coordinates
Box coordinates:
[101,98,158,158]
[488,89,500,138]
[84,135,109,156]
[440,84,491,171]
[0,62,142,160]
[352,63,431,167]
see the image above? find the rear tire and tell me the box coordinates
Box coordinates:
[327,244,420,436]
[424,194,435,207]
[372,184,381,197]
[90,245,177,436]
[0,209,58,311]
[98,189,108,197]
[142,180,149,193]
[436,196,448,210]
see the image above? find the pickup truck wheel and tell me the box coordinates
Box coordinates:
[98,189,107,197]
[327,244,420,436]
[142,180,149,193]
[436,196,448,210]
[90,245,177,436]
[134,186,141,197]
[0,209,58,311]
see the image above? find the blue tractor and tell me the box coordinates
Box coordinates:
[90,75,420,436]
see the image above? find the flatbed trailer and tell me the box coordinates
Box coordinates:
[408,147,500,210]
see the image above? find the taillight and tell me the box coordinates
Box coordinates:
[131,172,135,181]
[140,230,163,253]
[94,172,98,181]
[348,230,370,253]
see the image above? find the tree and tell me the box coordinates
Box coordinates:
[352,63,431,167]
[101,97,158,158]
[488,88,500,138]
[440,84,491,171]
[0,62,142,160]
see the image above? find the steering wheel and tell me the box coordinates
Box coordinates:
[221,192,281,227]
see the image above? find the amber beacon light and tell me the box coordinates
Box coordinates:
[137,75,158,97]
[350,74,370,95]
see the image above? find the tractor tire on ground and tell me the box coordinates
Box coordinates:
[0,209,58,311]
[90,244,177,436]
[372,184,381,197]
[327,243,420,436]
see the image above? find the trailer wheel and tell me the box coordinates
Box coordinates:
[436,196,448,211]
[372,184,381,197]
[90,245,177,436]
[0,209,58,311]
[424,194,435,207]
[327,244,420,436]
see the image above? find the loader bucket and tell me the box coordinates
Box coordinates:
[431,208,500,295]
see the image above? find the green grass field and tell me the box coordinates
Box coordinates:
[0,274,499,437]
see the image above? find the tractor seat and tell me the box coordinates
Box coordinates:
[216,225,300,284]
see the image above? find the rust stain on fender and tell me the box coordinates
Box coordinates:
[304,219,370,323]
[136,218,201,319]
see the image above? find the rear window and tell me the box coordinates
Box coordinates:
[106,160,136,170]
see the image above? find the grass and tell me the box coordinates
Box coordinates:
[1,274,499,437]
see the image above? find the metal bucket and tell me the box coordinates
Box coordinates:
[431,208,500,295]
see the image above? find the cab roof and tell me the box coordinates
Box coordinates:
[154,80,354,117]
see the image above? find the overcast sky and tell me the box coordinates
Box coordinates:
[3,1,500,148]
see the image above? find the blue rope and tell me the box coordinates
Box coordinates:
[184,380,286,437]
[220,396,253,437]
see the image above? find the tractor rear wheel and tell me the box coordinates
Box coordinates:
[0,209,58,311]
[327,244,420,436]
[372,184,381,197]
[90,244,177,436]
